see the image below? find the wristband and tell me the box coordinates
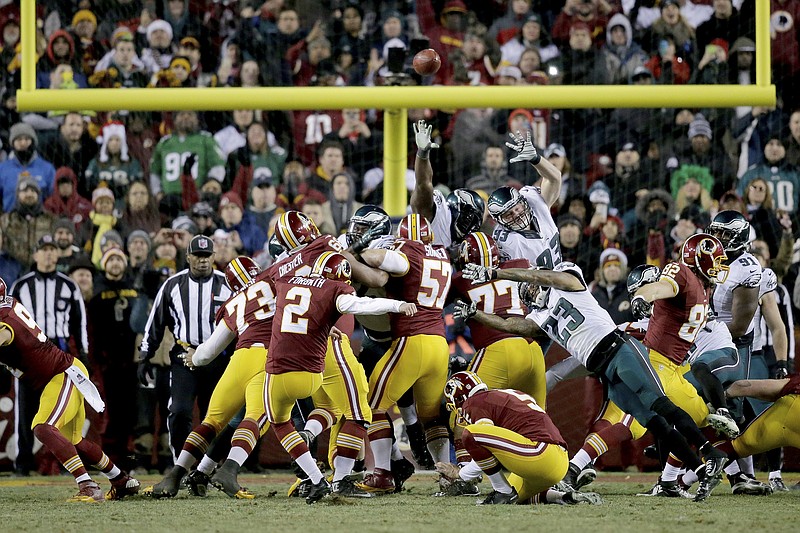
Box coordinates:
[416,148,430,160]
[531,153,541,165]
[490,268,498,280]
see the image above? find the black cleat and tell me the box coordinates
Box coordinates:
[306,478,332,504]
[211,460,253,499]
[405,422,434,469]
[147,466,186,499]
[390,457,415,493]
[185,469,211,497]
[694,466,722,502]
[332,477,373,498]
[728,473,773,496]
[477,488,518,505]
[700,443,728,479]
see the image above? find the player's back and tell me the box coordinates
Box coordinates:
[462,389,566,447]
[451,258,529,349]
[385,239,451,338]
[267,276,355,374]
[220,271,277,350]
[644,261,709,364]
[0,297,72,390]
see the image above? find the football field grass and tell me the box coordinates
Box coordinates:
[0,471,797,533]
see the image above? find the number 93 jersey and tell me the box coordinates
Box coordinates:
[644,261,709,365]
[0,297,72,390]
[491,187,561,269]
[525,262,617,367]
[712,252,761,333]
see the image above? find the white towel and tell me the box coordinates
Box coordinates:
[64,365,106,413]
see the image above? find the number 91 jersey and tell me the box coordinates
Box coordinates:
[643,261,709,365]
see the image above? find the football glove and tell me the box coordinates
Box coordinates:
[182,153,197,176]
[771,360,789,379]
[630,295,653,320]
[506,130,541,165]
[453,300,477,320]
[350,225,386,255]
[461,263,494,284]
[413,120,439,155]
[137,360,156,387]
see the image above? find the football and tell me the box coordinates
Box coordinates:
[413,48,442,76]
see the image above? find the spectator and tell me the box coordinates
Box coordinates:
[301,198,336,236]
[38,112,99,195]
[83,186,120,269]
[591,248,633,323]
[669,204,708,256]
[52,217,85,274]
[118,180,161,238]
[37,29,79,78]
[307,140,350,197]
[0,123,56,212]
[692,37,729,86]
[332,3,370,86]
[786,110,800,168]
[164,0,202,43]
[287,20,335,87]
[446,107,502,188]
[552,0,613,49]
[325,109,379,182]
[738,136,800,213]
[140,19,175,75]
[211,228,239,269]
[465,145,518,193]
[177,36,217,88]
[517,48,546,82]
[43,166,93,227]
[328,172,362,236]
[215,110,258,159]
[88,247,142,468]
[125,111,159,178]
[741,177,784,258]
[291,99,345,167]
[587,213,627,257]
[671,164,715,213]
[500,13,560,68]
[545,143,586,210]
[89,29,149,89]
[418,0,467,68]
[695,0,753,52]
[668,113,734,197]
[603,13,647,84]
[627,189,675,268]
[557,213,595,274]
[149,110,225,200]
[71,9,104,77]
[190,202,218,237]
[217,191,267,255]
[642,0,696,62]
[0,227,21,287]
[604,142,654,220]
[0,178,56,269]
[605,67,664,153]
[236,7,303,87]
[247,176,282,231]
[149,55,195,88]
[96,2,144,46]
[442,31,495,86]
[68,254,95,303]
[227,120,288,204]
[645,34,691,84]
[771,0,800,110]
[490,0,535,46]
[85,121,144,204]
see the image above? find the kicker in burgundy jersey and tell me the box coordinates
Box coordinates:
[220,272,277,350]
[266,235,355,336]
[267,276,355,375]
[450,258,530,349]
[385,238,452,338]
[461,389,566,447]
[643,261,709,365]
[0,297,72,390]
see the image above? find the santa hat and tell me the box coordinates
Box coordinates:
[98,121,129,163]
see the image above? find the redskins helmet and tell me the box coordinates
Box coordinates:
[706,210,750,254]
[446,189,485,242]
[680,233,729,284]
[310,251,352,283]
[458,232,500,269]
[346,205,392,247]
[627,265,661,296]
[0,276,6,299]
[444,371,488,415]
[225,256,261,293]
[487,186,534,232]
[398,214,433,244]
[274,211,321,253]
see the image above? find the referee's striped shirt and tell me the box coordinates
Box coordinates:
[140,269,232,358]
[9,270,89,353]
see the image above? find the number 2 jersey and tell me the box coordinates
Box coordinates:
[385,238,452,338]
[712,252,762,339]
[491,186,561,268]
[0,297,72,390]
[450,258,530,349]
[461,389,566,447]
[643,261,709,365]
[267,276,355,375]
[525,262,617,367]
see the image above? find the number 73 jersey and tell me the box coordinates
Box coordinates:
[643,261,710,365]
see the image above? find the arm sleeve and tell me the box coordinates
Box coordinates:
[192,322,236,366]
[379,250,410,275]
[336,294,403,315]
[139,281,169,360]
[69,281,89,354]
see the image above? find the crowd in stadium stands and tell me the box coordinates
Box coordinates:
[0,0,799,478]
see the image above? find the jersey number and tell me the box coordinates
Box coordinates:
[164,151,196,182]
[13,303,47,343]
[499,389,544,413]
[678,303,708,343]
[541,297,585,345]
[281,286,312,334]
[418,259,452,309]
[467,280,524,315]
[224,280,276,333]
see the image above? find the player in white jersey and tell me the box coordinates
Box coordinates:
[409,120,485,251]
[486,130,563,268]
[456,261,728,502]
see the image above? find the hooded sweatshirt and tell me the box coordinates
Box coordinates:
[43,166,93,224]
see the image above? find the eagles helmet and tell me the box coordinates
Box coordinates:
[706,210,750,254]
[346,205,391,247]
[627,265,661,296]
[488,186,534,232]
[268,234,285,260]
[446,189,485,242]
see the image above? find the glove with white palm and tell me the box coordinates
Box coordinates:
[413,120,440,159]
[461,263,494,284]
[506,130,541,165]
[453,300,478,321]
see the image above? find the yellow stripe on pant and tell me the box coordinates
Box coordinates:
[311,335,372,423]
[598,400,648,440]
[264,371,323,424]
[464,424,568,501]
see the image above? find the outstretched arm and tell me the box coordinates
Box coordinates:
[726,378,790,403]
[455,300,540,337]
[410,120,439,222]
[462,264,583,291]
[505,130,562,207]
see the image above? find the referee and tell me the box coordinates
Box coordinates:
[138,234,232,464]
[10,234,89,476]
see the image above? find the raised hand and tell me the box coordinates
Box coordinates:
[453,300,477,320]
[505,130,541,164]
[413,120,440,153]
[462,263,492,284]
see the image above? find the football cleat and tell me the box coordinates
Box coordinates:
[356,468,395,494]
[477,488,518,505]
[68,480,105,503]
[332,478,374,498]
[700,443,728,479]
[635,477,692,499]
[147,467,185,499]
[694,466,723,503]
[556,462,597,492]
[287,477,312,498]
[728,473,773,496]
[436,478,480,497]
[705,408,740,439]
[405,422,435,470]
[563,491,604,505]
[106,475,141,500]
[185,469,211,497]
[306,478,332,504]
[297,429,316,447]
[390,457,415,493]
[790,481,800,491]
[211,460,253,499]
[770,477,789,492]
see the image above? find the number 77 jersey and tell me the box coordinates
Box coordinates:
[643,261,710,365]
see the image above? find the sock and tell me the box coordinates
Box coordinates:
[571,449,593,470]
[295,451,324,484]
[228,418,260,467]
[454,439,471,465]
[367,415,393,471]
[661,455,684,482]
[179,423,217,468]
[390,440,404,461]
[769,470,782,480]
[738,456,754,476]
[334,420,366,480]
[34,425,89,482]
[488,471,513,494]
[75,439,119,479]
[766,448,783,473]
[306,408,336,436]
[304,419,324,437]
[459,460,483,481]
[333,456,356,482]
[197,455,217,475]
[543,488,566,504]
[273,421,322,483]
[398,405,419,426]
[581,421,632,465]
[425,425,450,463]
[176,450,197,470]
[681,469,699,487]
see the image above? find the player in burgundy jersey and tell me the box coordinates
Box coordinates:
[265,252,416,503]
[355,214,454,493]
[437,372,602,506]
[148,256,272,499]
[0,277,139,503]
